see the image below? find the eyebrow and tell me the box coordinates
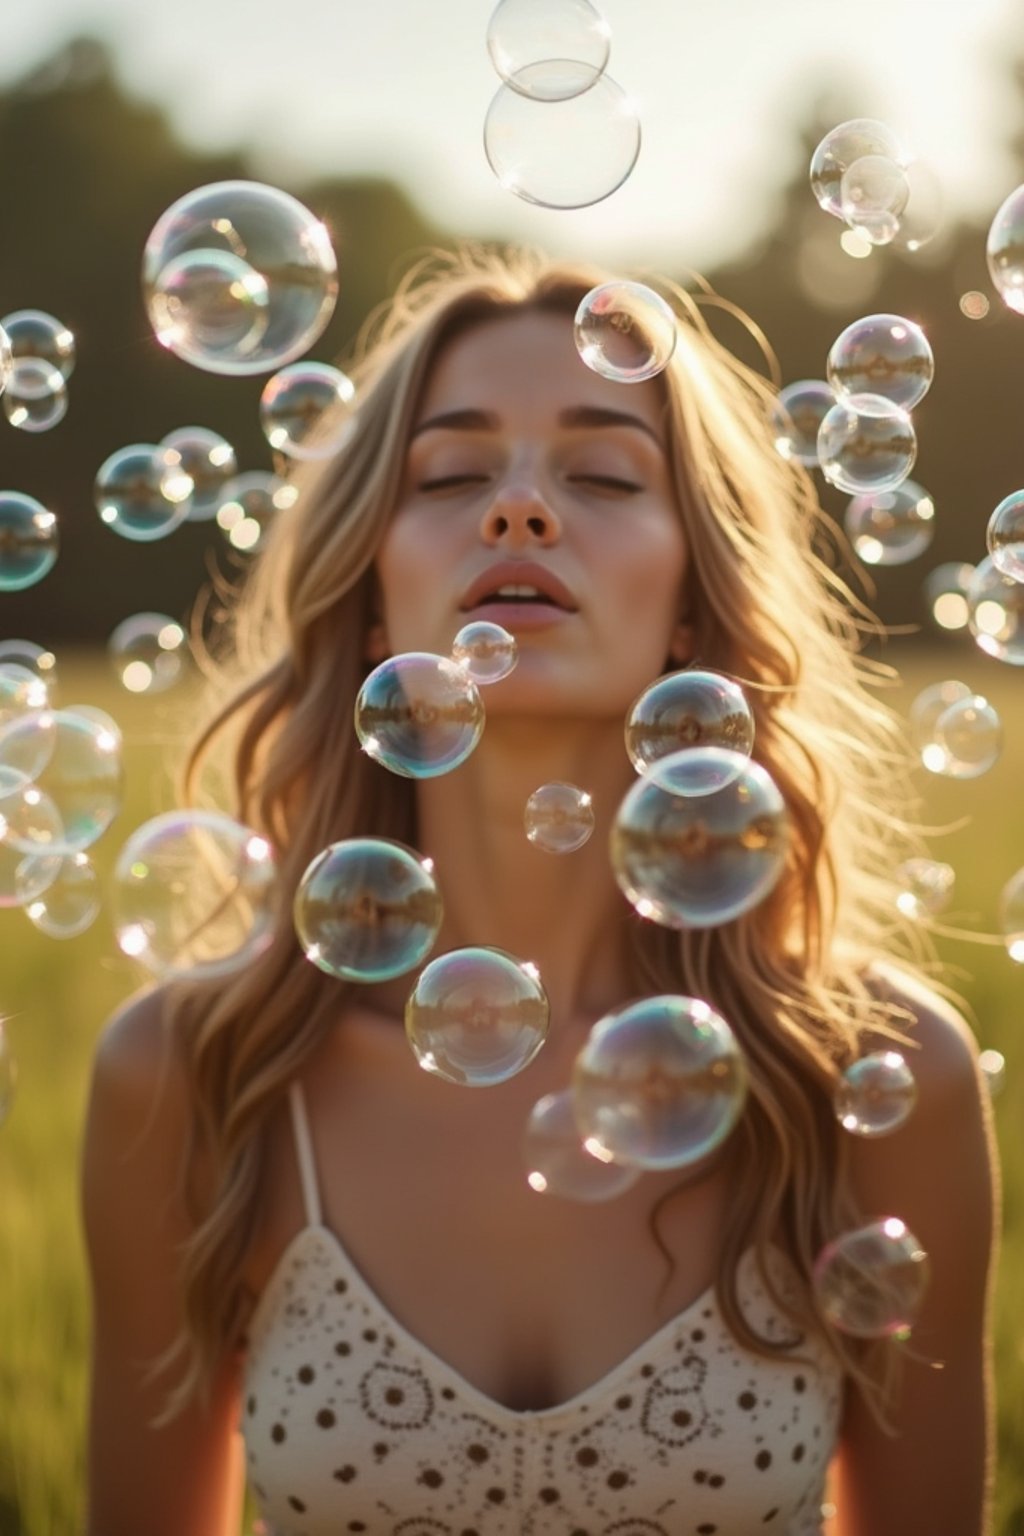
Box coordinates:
[409,404,666,449]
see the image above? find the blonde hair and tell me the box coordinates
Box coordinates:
[153,243,934,1426]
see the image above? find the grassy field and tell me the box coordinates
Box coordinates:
[0,643,1021,1535]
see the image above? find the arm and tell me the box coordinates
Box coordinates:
[830,967,1000,1536]
[81,989,245,1536]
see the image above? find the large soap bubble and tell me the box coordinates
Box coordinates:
[987,490,1024,582]
[260,361,356,460]
[771,380,835,466]
[827,314,933,413]
[486,0,611,101]
[355,653,485,778]
[484,73,641,209]
[0,492,59,591]
[987,183,1024,315]
[810,120,906,220]
[405,946,549,1085]
[625,670,754,776]
[817,394,916,496]
[94,444,194,542]
[813,1217,929,1338]
[523,1089,640,1202]
[294,837,443,982]
[574,282,676,384]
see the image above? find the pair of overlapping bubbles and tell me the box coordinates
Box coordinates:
[908,679,1003,779]
[0,309,75,434]
[484,0,639,209]
[810,118,941,253]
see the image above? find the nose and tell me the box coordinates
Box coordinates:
[479,480,561,548]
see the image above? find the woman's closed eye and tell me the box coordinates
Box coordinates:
[418,473,492,494]
[567,473,644,496]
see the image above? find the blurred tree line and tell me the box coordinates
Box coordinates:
[1,35,1023,646]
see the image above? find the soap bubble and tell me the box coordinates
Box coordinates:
[986,183,1024,315]
[967,555,1024,664]
[827,315,933,412]
[978,1048,1006,1096]
[813,1217,929,1338]
[771,380,835,466]
[625,670,754,777]
[2,360,68,433]
[108,613,189,695]
[611,748,788,929]
[405,946,549,1085]
[999,867,1024,963]
[987,490,1024,582]
[143,180,338,375]
[260,361,356,460]
[355,653,485,779]
[923,694,1001,779]
[895,858,955,920]
[483,72,641,209]
[487,0,611,101]
[0,708,122,852]
[0,1023,16,1128]
[835,1051,917,1137]
[1,309,76,380]
[451,621,518,685]
[907,678,971,761]
[571,995,748,1170]
[840,155,910,245]
[892,160,944,253]
[844,481,934,566]
[524,781,594,852]
[817,394,916,496]
[0,324,11,393]
[810,120,906,220]
[294,837,443,982]
[0,493,59,591]
[68,705,122,752]
[160,427,238,522]
[523,1089,640,1201]
[112,809,277,977]
[0,641,58,694]
[0,663,49,726]
[215,471,297,553]
[94,444,193,542]
[924,562,974,633]
[0,768,64,905]
[18,850,100,939]
[574,282,676,384]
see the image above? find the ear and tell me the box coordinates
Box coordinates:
[668,619,695,666]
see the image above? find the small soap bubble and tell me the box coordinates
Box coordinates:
[844,481,934,566]
[0,641,57,693]
[0,663,49,726]
[771,380,835,466]
[215,471,297,553]
[986,183,1024,315]
[484,72,641,209]
[810,120,906,220]
[405,946,549,1086]
[817,393,916,496]
[907,678,971,760]
[524,782,594,853]
[1,309,76,380]
[451,621,518,685]
[294,837,443,982]
[94,444,193,542]
[143,180,338,374]
[0,708,122,852]
[487,0,611,101]
[0,492,59,591]
[625,670,754,777]
[260,362,356,460]
[923,694,1001,779]
[999,867,1024,963]
[967,555,1024,665]
[611,748,788,929]
[0,1022,16,1128]
[108,613,189,695]
[0,768,64,905]
[18,850,100,939]
[160,427,237,523]
[571,995,748,1170]
[986,490,1024,582]
[813,1217,929,1338]
[839,155,910,246]
[895,858,955,920]
[523,1089,640,1201]
[835,1051,917,1137]
[827,315,933,412]
[574,283,676,384]
[2,360,68,433]
[355,653,485,779]
[978,1048,1006,1096]
[112,809,277,978]
[924,562,974,633]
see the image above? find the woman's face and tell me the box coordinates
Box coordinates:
[371,308,692,718]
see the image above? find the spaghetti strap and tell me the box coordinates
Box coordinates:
[287,1081,323,1228]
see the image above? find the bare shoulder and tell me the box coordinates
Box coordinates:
[864,958,983,1100]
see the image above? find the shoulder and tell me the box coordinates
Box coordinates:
[863,958,983,1102]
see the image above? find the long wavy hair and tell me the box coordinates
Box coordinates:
[151,243,936,1427]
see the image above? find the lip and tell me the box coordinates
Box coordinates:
[460,560,578,614]
[466,600,573,630]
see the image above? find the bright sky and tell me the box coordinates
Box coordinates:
[5,0,1022,268]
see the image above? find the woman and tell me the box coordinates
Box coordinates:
[81,247,998,1536]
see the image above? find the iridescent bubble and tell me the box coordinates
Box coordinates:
[483,72,641,209]
[839,155,910,246]
[0,708,122,852]
[405,946,549,1086]
[844,481,934,566]
[895,858,955,920]
[94,444,193,542]
[294,837,443,982]
[999,866,1024,963]
[2,360,68,433]
[160,427,238,523]
[810,119,907,220]
[571,995,748,1170]
[18,850,100,939]
[0,663,49,727]
[108,613,189,695]
[355,653,485,779]
[907,678,971,761]
[0,768,64,906]
[259,362,356,460]
[0,1022,16,1128]
[827,315,933,412]
[771,380,835,466]
[923,694,1002,779]
[986,490,1024,582]
[817,394,916,496]
[142,180,338,375]
[69,705,122,751]
[487,0,611,101]
[451,621,518,685]
[0,640,57,693]
[923,562,974,633]
[813,1217,929,1338]
[112,809,277,978]
[986,183,1024,315]
[524,782,594,853]
[978,1048,1006,1096]
[610,748,788,929]
[523,1090,640,1202]
[0,492,59,591]
[967,555,1024,664]
[625,670,754,777]
[574,283,676,384]
[891,160,944,253]
[0,309,76,380]
[835,1051,917,1137]
[215,471,297,553]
